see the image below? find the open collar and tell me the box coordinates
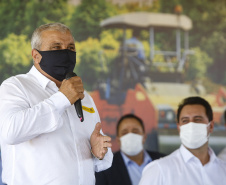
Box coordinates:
[179,144,218,165]
[28,66,56,90]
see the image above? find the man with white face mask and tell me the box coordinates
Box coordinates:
[139,96,226,185]
[95,114,165,185]
[218,109,226,161]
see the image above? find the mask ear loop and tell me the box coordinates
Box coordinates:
[207,122,211,138]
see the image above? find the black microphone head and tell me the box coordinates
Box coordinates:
[66,72,77,80]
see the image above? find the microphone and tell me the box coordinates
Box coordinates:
[66,72,84,122]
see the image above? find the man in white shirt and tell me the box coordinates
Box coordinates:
[0,23,113,185]
[139,96,226,185]
[218,109,226,161]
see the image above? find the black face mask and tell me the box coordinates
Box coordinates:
[37,49,76,81]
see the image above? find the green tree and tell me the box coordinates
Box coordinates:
[115,1,160,14]
[184,47,213,81]
[75,38,103,90]
[0,34,32,82]
[159,0,226,84]
[23,0,70,38]
[74,31,121,90]
[201,31,226,83]
[69,0,117,41]
[0,0,30,39]
[181,0,226,84]
[0,0,71,39]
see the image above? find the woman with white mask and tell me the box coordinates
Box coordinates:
[95,114,165,185]
[140,96,226,185]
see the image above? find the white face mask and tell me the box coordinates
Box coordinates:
[180,122,211,149]
[120,133,143,156]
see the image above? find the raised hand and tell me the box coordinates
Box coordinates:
[90,122,112,160]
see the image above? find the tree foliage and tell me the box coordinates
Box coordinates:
[184,47,213,81]
[0,0,225,87]
[114,1,160,14]
[0,34,32,82]
[69,0,117,41]
[74,38,103,90]
[75,30,120,90]
[23,0,70,38]
[159,0,226,84]
[0,0,72,82]
[0,0,70,39]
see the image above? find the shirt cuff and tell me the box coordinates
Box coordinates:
[94,147,113,172]
[49,91,71,114]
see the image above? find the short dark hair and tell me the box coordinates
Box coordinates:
[116,114,145,136]
[177,96,213,122]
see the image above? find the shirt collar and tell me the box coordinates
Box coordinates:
[28,66,56,90]
[120,150,152,166]
[180,144,218,164]
[143,150,152,164]
[208,147,218,164]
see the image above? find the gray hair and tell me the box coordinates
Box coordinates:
[31,22,74,49]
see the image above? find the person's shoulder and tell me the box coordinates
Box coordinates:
[112,151,123,162]
[217,156,226,169]
[97,151,121,174]
[83,91,94,101]
[140,149,184,185]
[82,91,95,105]
[145,149,180,172]
[1,73,29,87]
[107,151,125,168]
[218,147,226,161]
[218,157,226,164]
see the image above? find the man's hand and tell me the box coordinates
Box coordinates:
[90,122,112,160]
[59,76,84,104]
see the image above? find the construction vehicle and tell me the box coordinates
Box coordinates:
[90,12,226,153]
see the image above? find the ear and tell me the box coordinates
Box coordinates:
[32,49,42,64]
[209,121,214,133]
[177,123,180,133]
[142,134,147,145]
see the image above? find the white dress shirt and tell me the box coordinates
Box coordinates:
[139,145,226,185]
[0,66,113,185]
[218,147,226,161]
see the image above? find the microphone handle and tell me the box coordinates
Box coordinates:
[75,99,84,122]
[66,72,84,122]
